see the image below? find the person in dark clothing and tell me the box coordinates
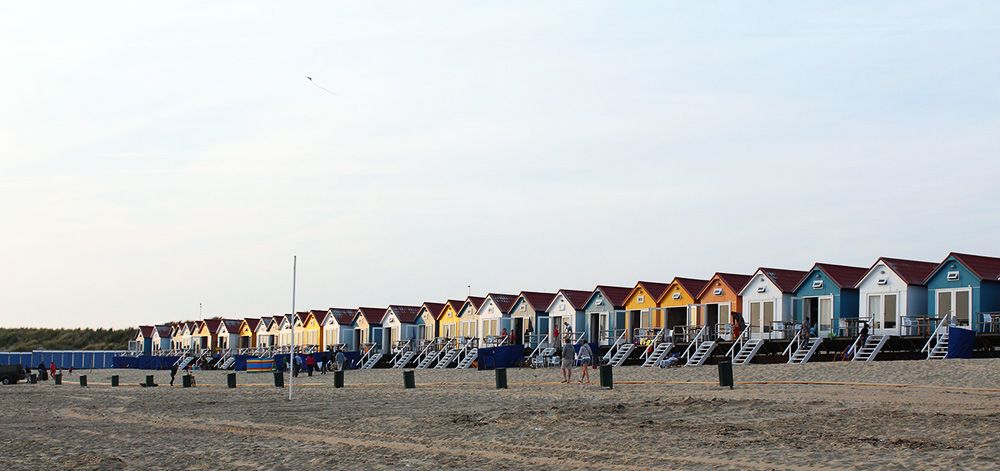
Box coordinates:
[169,364,178,386]
[38,362,48,381]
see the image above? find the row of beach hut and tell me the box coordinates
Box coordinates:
[134,252,1000,361]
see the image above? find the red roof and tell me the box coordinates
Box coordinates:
[357,307,385,325]
[203,319,222,333]
[519,292,557,312]
[154,325,172,337]
[328,308,356,325]
[444,300,465,318]
[388,305,423,324]
[485,293,518,313]
[138,325,154,338]
[244,318,261,331]
[271,315,283,327]
[459,296,486,316]
[555,289,593,310]
[659,278,709,302]
[421,302,447,319]
[628,281,671,304]
[873,258,938,286]
[697,273,753,299]
[310,309,330,325]
[592,285,632,308]
[796,263,868,290]
[947,252,1000,282]
[755,268,808,293]
[218,319,242,334]
[295,312,310,324]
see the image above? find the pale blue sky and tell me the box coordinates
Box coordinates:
[2,2,998,328]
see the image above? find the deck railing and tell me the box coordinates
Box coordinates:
[725,323,751,361]
[682,325,709,359]
[921,315,951,354]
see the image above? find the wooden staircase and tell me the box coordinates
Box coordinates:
[851,335,889,362]
[732,338,764,365]
[684,341,717,367]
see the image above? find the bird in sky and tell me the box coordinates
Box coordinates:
[305,76,338,95]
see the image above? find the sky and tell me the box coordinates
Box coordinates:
[2,2,999,328]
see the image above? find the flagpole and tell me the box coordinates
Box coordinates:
[289,255,297,401]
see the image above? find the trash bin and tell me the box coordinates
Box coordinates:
[111,375,119,387]
[182,374,193,388]
[79,375,87,387]
[718,361,734,389]
[227,373,237,388]
[333,370,344,389]
[54,374,62,385]
[599,365,613,389]
[273,371,284,388]
[144,375,156,387]
[29,374,37,384]
[403,370,415,389]
[495,368,508,389]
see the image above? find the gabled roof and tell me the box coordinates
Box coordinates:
[589,285,632,309]
[459,296,487,316]
[271,316,283,327]
[186,321,198,332]
[484,293,518,313]
[327,308,357,325]
[548,289,593,311]
[154,325,172,337]
[794,263,868,291]
[626,281,670,304]
[244,318,261,332]
[310,309,330,325]
[518,291,557,312]
[420,302,448,319]
[257,317,272,330]
[295,312,310,324]
[442,300,465,319]
[661,277,710,302]
[218,319,242,334]
[203,319,222,333]
[356,307,385,325]
[863,258,938,286]
[747,268,809,294]
[939,252,1000,282]
[386,305,423,324]
[138,325,154,338]
[696,273,753,299]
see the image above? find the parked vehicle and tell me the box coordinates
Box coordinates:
[0,365,27,385]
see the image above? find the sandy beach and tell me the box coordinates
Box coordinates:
[2,359,998,470]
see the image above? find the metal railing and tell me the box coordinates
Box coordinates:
[725,323,751,361]
[781,329,802,357]
[602,330,628,362]
[682,325,708,359]
[921,315,951,353]
[637,329,664,360]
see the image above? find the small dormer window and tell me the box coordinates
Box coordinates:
[520,304,526,311]
[756,286,765,293]
[596,299,603,306]
[672,293,681,300]
[559,303,566,311]
[947,271,960,281]
[812,280,824,289]
[876,278,888,285]
[713,288,723,296]
[637,295,645,303]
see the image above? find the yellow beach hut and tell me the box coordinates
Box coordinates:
[437,300,465,342]
[622,281,670,341]
[457,296,486,344]
[657,277,710,338]
[240,318,260,349]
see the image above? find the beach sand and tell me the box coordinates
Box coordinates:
[2,359,998,470]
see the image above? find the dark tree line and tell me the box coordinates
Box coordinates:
[0,328,136,351]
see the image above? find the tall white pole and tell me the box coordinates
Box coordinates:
[289,256,297,401]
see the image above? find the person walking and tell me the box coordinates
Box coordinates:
[49,361,57,379]
[576,339,592,384]
[336,350,347,371]
[305,355,317,375]
[560,337,575,384]
[169,364,178,386]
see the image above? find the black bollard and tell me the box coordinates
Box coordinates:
[599,365,613,389]
[718,361,734,389]
[495,368,508,389]
[29,374,37,384]
[54,374,62,385]
[111,375,119,387]
[144,375,157,387]
[333,370,344,388]
[273,371,284,388]
[403,370,415,389]
[227,373,236,389]
[182,374,193,388]
[79,375,87,387]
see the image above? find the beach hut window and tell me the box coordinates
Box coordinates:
[637,295,645,303]
[876,278,888,285]
[520,304,526,311]
[947,271,960,281]
[560,303,566,311]
[756,286,766,293]
[672,293,681,300]
[812,280,824,289]
[713,288,723,296]
[596,298,603,305]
